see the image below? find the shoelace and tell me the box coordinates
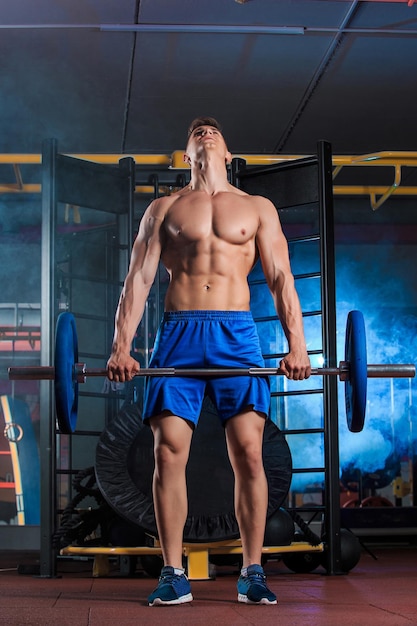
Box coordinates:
[247,572,267,584]
[160,572,183,584]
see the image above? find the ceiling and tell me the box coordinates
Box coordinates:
[1,0,417,215]
[1,0,417,155]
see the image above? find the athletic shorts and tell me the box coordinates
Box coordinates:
[142,310,270,426]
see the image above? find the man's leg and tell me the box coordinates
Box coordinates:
[224,409,267,566]
[147,412,194,606]
[149,412,194,568]
[225,409,277,605]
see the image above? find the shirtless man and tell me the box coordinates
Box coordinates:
[107,117,311,606]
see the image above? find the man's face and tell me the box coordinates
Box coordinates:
[184,125,232,165]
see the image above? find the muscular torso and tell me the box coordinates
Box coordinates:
[158,188,261,311]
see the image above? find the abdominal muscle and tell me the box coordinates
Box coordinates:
[164,272,251,311]
[162,239,255,312]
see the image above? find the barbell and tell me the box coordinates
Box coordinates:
[8,310,415,435]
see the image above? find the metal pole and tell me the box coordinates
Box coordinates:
[318,140,343,575]
[39,139,57,577]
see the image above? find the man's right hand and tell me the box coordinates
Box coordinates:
[106,353,140,383]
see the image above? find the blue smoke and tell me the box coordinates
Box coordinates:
[336,245,417,480]
[251,242,417,493]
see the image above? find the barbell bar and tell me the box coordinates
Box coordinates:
[7,363,415,381]
[7,310,416,435]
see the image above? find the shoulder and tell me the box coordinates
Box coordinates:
[149,193,178,212]
[142,193,180,224]
[149,186,196,212]
[249,196,284,239]
[218,184,273,205]
[241,194,279,220]
[227,186,276,208]
[222,188,280,224]
[249,193,276,208]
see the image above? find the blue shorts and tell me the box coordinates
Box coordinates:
[142,311,270,426]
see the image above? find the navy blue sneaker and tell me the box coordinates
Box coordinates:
[237,564,277,604]
[148,566,193,606]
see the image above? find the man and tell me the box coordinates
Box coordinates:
[107,117,311,606]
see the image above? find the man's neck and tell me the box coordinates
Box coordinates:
[189,153,230,195]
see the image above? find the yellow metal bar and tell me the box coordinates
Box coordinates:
[136,185,157,194]
[0,153,172,165]
[369,163,402,211]
[1,151,417,167]
[61,541,324,579]
[333,152,417,167]
[92,554,111,577]
[333,185,417,196]
[0,184,41,193]
[173,150,417,169]
[67,154,172,165]
[0,184,178,195]
[208,541,324,555]
[183,546,211,580]
[0,154,42,164]
[332,164,344,180]
[348,151,417,167]
[61,545,163,556]
[171,150,303,169]
[60,541,323,558]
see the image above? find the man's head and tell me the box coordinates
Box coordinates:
[184,116,231,167]
[186,116,223,142]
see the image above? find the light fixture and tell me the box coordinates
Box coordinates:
[100,24,305,35]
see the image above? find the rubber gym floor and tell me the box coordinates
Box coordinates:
[0,545,416,625]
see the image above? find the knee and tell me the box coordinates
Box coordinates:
[154,441,188,473]
[231,442,264,480]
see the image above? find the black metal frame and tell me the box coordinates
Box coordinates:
[38,139,342,576]
[231,141,343,574]
[39,140,135,577]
